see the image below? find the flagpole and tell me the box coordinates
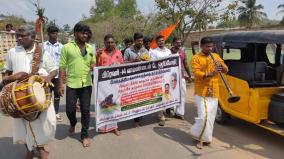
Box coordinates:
[37,0,44,44]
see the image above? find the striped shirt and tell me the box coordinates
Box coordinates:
[43,41,63,68]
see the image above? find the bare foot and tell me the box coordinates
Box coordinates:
[69,126,75,135]
[158,120,165,126]
[196,141,203,149]
[38,147,49,159]
[82,138,91,148]
[113,129,121,136]
[25,151,33,159]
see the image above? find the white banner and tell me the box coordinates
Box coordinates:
[93,55,182,131]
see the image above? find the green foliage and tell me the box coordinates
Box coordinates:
[237,0,267,28]
[261,18,280,26]
[84,13,169,47]
[89,0,139,22]
[63,24,71,32]
[115,0,139,18]
[155,0,233,42]
[280,17,284,25]
[45,19,56,28]
[33,1,45,18]
[84,0,164,46]
[0,14,27,30]
[89,0,115,22]
[278,4,284,25]
[217,18,239,28]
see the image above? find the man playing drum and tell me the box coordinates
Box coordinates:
[1,24,57,159]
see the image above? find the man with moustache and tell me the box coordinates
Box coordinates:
[124,32,149,127]
[2,24,57,159]
[59,23,95,147]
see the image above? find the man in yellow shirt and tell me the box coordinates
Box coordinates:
[190,37,228,149]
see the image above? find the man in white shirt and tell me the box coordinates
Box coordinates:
[2,24,57,159]
[149,35,172,126]
[149,35,172,60]
[43,25,63,122]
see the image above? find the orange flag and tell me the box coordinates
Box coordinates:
[150,21,180,49]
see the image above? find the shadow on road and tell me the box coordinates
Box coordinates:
[213,118,284,159]
[153,126,201,157]
[118,114,159,131]
[0,137,26,159]
[186,97,284,159]
[55,123,98,141]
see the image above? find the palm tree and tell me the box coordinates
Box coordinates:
[237,0,267,28]
[278,4,284,25]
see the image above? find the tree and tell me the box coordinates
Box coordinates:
[0,14,27,30]
[84,13,168,46]
[89,0,115,22]
[63,24,71,32]
[155,0,237,43]
[216,18,239,28]
[84,0,156,46]
[237,0,267,29]
[115,0,139,18]
[45,19,56,28]
[89,0,139,22]
[277,4,284,25]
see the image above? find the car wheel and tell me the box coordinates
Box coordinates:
[215,104,230,124]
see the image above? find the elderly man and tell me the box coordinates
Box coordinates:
[2,24,57,159]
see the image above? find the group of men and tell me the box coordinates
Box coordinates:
[1,22,228,158]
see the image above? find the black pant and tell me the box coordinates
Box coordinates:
[51,78,60,114]
[66,86,92,139]
[134,117,141,122]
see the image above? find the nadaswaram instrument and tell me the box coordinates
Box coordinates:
[209,52,240,103]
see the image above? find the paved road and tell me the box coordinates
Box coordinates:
[1,84,284,159]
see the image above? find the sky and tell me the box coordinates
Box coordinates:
[0,0,283,27]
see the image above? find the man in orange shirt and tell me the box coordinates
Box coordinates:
[190,37,228,149]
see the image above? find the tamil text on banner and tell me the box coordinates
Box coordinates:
[93,55,182,130]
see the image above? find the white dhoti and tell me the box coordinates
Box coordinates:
[190,95,218,142]
[174,78,186,116]
[13,103,56,151]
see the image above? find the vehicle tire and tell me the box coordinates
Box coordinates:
[268,99,284,125]
[275,122,284,128]
[215,104,230,124]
